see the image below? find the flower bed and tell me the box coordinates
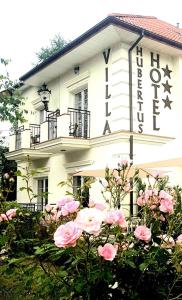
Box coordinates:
[0,163,182,299]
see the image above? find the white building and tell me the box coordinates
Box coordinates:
[6,14,182,212]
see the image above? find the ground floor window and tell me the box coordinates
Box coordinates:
[37,177,48,211]
[73,176,89,207]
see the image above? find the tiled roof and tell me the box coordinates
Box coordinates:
[109,13,182,44]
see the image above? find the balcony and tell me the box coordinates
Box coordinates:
[68,108,90,139]
[30,124,40,145]
[7,108,91,158]
[15,126,24,150]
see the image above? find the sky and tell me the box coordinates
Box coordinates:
[1,0,182,81]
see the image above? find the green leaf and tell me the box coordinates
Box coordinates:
[125,260,136,269]
[139,262,148,272]
[58,270,68,277]
[16,170,22,176]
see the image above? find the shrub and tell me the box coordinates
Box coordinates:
[0,162,181,299]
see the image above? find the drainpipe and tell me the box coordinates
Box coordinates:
[128,31,144,216]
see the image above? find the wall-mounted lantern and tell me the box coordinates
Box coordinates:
[37,83,51,111]
[74,66,80,74]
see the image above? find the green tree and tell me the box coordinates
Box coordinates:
[0,58,25,127]
[0,58,25,201]
[0,140,16,201]
[35,33,69,63]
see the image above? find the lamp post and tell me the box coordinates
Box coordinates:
[37,83,51,111]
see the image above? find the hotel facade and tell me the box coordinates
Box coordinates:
[6,14,182,211]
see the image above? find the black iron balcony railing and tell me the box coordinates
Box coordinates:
[68,108,90,138]
[47,110,60,140]
[15,126,24,150]
[30,124,40,145]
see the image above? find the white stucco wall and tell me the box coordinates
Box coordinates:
[18,41,181,144]
[12,37,182,207]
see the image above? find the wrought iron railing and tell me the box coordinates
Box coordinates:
[30,124,40,145]
[47,110,60,140]
[68,108,90,138]
[15,126,24,150]
[19,203,56,212]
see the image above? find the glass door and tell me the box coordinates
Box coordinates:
[37,178,48,211]
[75,89,88,137]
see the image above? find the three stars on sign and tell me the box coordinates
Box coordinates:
[162,65,173,109]
[162,64,172,79]
[162,95,173,110]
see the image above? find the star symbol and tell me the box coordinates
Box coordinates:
[162,65,172,79]
[162,95,173,110]
[162,80,172,94]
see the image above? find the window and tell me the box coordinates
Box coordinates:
[68,88,90,138]
[75,89,88,111]
[37,178,48,211]
[73,176,89,207]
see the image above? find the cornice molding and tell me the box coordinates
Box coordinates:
[65,71,90,91]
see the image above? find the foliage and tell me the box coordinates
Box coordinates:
[58,175,95,207]
[35,33,69,63]
[0,161,182,299]
[0,141,17,202]
[16,155,48,203]
[0,58,25,127]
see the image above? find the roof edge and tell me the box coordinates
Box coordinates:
[20,16,182,82]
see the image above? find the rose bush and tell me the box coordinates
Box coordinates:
[0,162,182,299]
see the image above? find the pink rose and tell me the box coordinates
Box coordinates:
[134,225,151,243]
[120,160,128,167]
[50,210,61,222]
[124,182,131,192]
[98,243,118,261]
[176,234,182,248]
[150,204,157,210]
[45,204,53,213]
[57,196,74,208]
[159,214,165,221]
[159,198,173,214]
[89,199,106,211]
[112,169,119,177]
[137,196,146,206]
[94,202,106,211]
[61,201,80,216]
[159,190,169,199]
[75,207,103,236]
[161,235,175,248]
[0,214,8,221]
[145,189,153,197]
[3,173,9,179]
[153,189,159,196]
[54,221,82,248]
[115,176,122,185]
[6,208,17,220]
[104,210,127,228]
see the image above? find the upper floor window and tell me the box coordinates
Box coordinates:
[75,88,88,111]
[68,88,90,138]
